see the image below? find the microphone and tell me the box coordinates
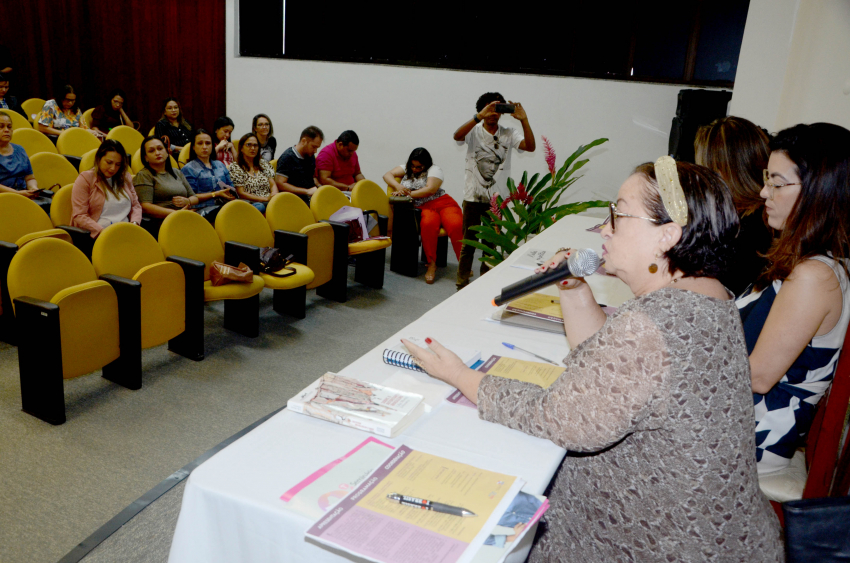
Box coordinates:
[493,248,601,307]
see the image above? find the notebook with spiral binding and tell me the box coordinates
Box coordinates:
[382,337,481,373]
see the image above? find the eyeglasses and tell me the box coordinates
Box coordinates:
[608,202,662,232]
[762,169,801,200]
[493,135,500,150]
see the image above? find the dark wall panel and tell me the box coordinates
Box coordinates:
[0,0,225,135]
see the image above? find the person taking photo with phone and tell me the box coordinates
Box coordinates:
[453,92,535,290]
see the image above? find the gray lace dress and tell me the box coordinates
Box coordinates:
[477,288,784,562]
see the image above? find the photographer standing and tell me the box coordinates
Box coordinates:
[453,92,535,290]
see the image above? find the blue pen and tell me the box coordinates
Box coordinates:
[502,342,560,366]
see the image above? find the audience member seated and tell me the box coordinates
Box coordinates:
[228,132,277,214]
[90,88,133,135]
[37,84,101,140]
[403,157,784,562]
[383,147,463,284]
[252,113,276,161]
[736,122,850,476]
[0,73,19,114]
[181,129,237,222]
[134,136,199,219]
[153,97,192,156]
[316,130,364,192]
[695,116,773,296]
[0,112,39,198]
[213,115,237,167]
[275,125,323,203]
[71,139,141,238]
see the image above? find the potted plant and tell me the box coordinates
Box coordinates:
[462,136,610,267]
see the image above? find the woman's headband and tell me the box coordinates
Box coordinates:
[654,156,688,227]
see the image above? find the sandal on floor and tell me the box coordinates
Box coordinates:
[425,263,437,284]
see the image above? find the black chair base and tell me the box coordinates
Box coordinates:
[354,249,386,289]
[273,286,306,319]
[316,274,347,303]
[224,295,260,338]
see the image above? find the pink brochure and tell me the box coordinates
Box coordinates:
[281,437,394,520]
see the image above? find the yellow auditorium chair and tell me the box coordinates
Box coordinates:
[11,127,58,157]
[148,126,155,136]
[270,159,277,171]
[7,237,142,424]
[267,193,343,302]
[81,108,95,128]
[158,210,265,337]
[311,185,392,292]
[0,109,32,130]
[215,200,314,318]
[93,222,203,363]
[79,148,97,172]
[20,98,45,124]
[107,125,144,156]
[56,127,101,159]
[49,183,95,258]
[0,193,74,343]
[30,152,79,193]
[384,179,449,277]
[131,148,177,174]
[177,143,191,168]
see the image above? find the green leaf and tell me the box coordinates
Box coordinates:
[460,239,503,259]
[501,204,515,223]
[529,173,551,197]
[492,220,524,238]
[473,228,519,250]
[477,254,501,267]
[520,170,528,188]
[527,173,539,191]
[506,177,516,193]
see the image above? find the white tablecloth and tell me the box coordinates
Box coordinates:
[168,215,633,563]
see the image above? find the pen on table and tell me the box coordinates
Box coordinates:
[502,342,560,366]
[387,494,476,517]
[551,299,608,308]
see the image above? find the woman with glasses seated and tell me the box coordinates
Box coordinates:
[36,84,102,140]
[736,122,850,476]
[384,147,463,284]
[695,116,773,296]
[252,113,276,161]
[402,157,783,561]
[228,132,277,214]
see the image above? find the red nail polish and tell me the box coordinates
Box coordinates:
[425,337,433,344]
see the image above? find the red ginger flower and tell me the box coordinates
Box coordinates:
[489,193,502,220]
[542,136,556,177]
[515,183,532,205]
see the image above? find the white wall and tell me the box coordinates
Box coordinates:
[225,0,708,205]
[731,0,850,132]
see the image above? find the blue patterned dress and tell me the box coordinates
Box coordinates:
[737,255,850,473]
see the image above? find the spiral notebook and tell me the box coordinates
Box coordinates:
[382,337,482,373]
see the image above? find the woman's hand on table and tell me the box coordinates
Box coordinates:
[401,338,485,404]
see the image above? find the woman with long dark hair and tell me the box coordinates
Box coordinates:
[695,116,773,295]
[384,147,463,283]
[181,129,237,222]
[71,139,141,237]
[153,97,192,155]
[36,84,99,138]
[90,88,133,135]
[737,122,850,476]
[227,132,277,213]
[133,136,196,218]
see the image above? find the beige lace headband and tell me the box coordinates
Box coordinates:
[654,156,688,227]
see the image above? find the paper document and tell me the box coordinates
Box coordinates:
[281,437,395,520]
[306,445,525,563]
[510,248,550,271]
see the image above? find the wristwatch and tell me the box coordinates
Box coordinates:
[473,113,481,123]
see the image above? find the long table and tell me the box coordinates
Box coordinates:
[167,214,633,563]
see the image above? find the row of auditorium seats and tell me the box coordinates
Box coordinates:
[0,183,393,424]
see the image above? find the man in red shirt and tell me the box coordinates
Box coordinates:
[316,130,365,192]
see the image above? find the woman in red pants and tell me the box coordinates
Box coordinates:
[384,148,463,283]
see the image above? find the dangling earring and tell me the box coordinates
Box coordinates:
[648,251,661,274]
